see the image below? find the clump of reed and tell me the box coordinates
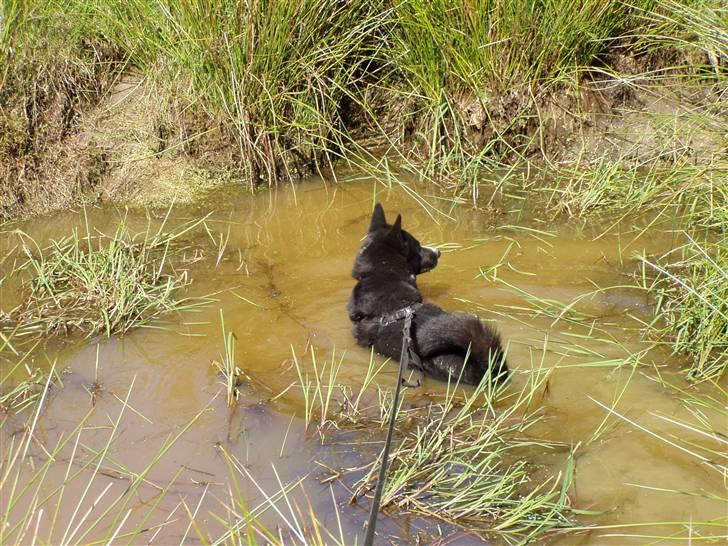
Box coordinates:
[533,153,726,382]
[640,235,728,381]
[353,366,574,542]
[212,309,247,406]
[289,346,415,437]
[7,214,204,338]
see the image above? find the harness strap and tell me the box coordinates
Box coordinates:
[380,303,423,376]
[378,302,422,327]
[364,306,417,546]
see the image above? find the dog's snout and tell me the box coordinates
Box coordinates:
[418,246,440,274]
[424,245,440,258]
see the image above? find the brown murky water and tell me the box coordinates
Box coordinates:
[1,174,725,544]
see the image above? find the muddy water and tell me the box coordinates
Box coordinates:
[1,175,725,544]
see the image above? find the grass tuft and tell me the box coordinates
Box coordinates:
[640,235,728,381]
[7,213,205,338]
[212,309,246,406]
[284,345,575,540]
[353,364,575,541]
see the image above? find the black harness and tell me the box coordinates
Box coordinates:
[364,302,422,546]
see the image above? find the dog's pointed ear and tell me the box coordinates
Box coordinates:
[369,203,387,232]
[388,214,402,238]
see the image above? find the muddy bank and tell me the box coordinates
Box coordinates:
[0,67,232,220]
[2,47,725,221]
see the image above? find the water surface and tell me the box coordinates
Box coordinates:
[1,175,724,544]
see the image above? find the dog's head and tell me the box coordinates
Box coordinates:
[352,203,440,280]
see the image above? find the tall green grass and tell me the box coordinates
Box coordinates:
[543,160,726,220]
[632,0,728,75]
[81,0,385,184]
[4,0,721,194]
[355,365,575,541]
[392,0,657,95]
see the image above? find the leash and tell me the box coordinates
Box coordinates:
[364,304,420,546]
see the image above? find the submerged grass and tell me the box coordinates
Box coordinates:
[5,212,206,338]
[592,373,727,478]
[587,372,727,543]
[0,351,59,418]
[0,331,58,418]
[530,147,727,382]
[0,374,212,544]
[2,0,727,541]
[213,309,246,406]
[287,345,397,440]
[0,329,333,545]
[209,448,348,546]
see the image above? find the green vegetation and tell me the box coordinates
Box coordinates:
[355,372,574,541]
[213,309,246,406]
[1,0,726,542]
[0,334,57,417]
[594,374,727,478]
[288,347,575,540]
[5,214,205,338]
[212,447,349,545]
[641,236,728,381]
[1,0,724,212]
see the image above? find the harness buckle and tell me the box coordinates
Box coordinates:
[378,303,422,326]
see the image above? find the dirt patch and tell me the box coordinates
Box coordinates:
[0,70,237,221]
[87,75,234,208]
[541,75,726,167]
[0,38,126,220]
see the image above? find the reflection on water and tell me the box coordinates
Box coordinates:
[1,175,724,544]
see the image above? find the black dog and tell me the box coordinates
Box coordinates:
[347,203,508,385]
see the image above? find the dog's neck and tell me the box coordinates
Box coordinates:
[349,270,422,323]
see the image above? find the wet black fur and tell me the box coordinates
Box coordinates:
[347,204,508,385]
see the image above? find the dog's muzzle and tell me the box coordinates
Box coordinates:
[419,246,440,273]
